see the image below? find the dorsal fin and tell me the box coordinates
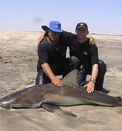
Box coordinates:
[61,69,79,86]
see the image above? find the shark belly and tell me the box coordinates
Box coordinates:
[43,94,88,106]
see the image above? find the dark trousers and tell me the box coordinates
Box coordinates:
[77,60,107,91]
[35,56,79,85]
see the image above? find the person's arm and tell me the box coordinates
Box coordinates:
[41,63,61,86]
[84,64,98,93]
[91,64,98,81]
[89,37,96,44]
[38,41,61,86]
[37,31,96,44]
[63,31,96,44]
[63,31,76,38]
[84,44,99,93]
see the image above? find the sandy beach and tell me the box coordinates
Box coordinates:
[0,30,122,131]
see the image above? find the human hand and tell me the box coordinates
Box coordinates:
[84,81,95,93]
[51,76,62,86]
[89,37,96,44]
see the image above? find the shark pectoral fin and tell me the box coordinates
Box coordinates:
[42,104,76,117]
[42,103,58,112]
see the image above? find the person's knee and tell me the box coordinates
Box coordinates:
[35,70,43,85]
[77,69,86,86]
[77,79,85,86]
[70,56,79,68]
[99,60,107,73]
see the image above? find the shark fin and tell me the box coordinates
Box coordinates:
[42,103,76,117]
[61,69,79,86]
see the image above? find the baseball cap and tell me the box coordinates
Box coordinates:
[75,22,88,30]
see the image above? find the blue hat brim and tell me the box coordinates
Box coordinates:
[41,26,49,31]
[41,25,63,33]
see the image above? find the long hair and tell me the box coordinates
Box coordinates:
[44,30,48,37]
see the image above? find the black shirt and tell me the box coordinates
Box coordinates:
[37,35,68,71]
[62,31,99,68]
[37,31,99,71]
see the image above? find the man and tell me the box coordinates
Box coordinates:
[67,22,108,93]
[36,21,79,86]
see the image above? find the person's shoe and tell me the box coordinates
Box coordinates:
[100,88,110,94]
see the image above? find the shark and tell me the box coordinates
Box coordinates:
[0,70,122,117]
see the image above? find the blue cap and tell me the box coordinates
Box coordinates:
[41,21,63,33]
